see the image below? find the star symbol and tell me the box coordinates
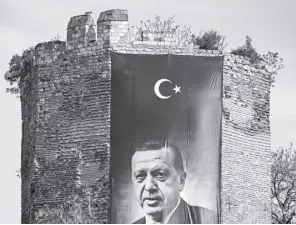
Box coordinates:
[173,85,181,94]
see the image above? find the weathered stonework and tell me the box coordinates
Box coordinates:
[21,9,271,223]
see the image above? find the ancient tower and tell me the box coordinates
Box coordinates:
[20,9,271,223]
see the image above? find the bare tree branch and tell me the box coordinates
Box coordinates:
[272,144,296,223]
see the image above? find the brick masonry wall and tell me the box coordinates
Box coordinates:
[20,9,271,223]
[221,55,271,223]
[20,57,38,223]
[28,40,111,223]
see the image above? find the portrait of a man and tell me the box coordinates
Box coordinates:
[131,141,218,224]
[110,53,222,224]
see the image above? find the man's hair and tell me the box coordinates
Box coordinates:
[134,140,184,172]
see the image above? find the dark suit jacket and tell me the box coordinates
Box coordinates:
[133,199,218,224]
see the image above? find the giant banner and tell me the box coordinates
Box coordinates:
[110,53,223,224]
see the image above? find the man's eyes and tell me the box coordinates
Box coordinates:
[135,173,146,182]
[155,172,167,180]
[134,170,169,182]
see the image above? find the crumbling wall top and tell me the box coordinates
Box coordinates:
[97,9,128,22]
[35,40,66,52]
[67,12,95,28]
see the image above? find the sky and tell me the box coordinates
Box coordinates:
[0,0,295,223]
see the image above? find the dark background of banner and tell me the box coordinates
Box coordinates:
[110,53,223,224]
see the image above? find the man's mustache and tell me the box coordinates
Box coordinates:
[142,195,162,202]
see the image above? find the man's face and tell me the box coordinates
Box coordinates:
[131,148,186,219]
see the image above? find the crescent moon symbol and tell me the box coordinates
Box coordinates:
[154,79,172,99]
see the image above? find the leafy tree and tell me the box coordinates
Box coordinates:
[4,35,61,96]
[4,47,34,96]
[231,36,260,63]
[231,36,283,87]
[193,30,227,51]
[272,143,296,224]
[262,51,284,87]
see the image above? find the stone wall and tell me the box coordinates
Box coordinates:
[20,9,271,223]
[20,55,38,223]
[221,54,271,223]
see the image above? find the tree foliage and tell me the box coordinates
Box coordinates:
[231,36,260,63]
[272,143,296,224]
[4,47,34,96]
[193,30,227,51]
[231,36,283,86]
[4,34,62,96]
[262,51,284,87]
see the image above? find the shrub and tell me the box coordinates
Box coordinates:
[231,36,260,63]
[193,30,227,51]
[262,51,284,86]
[4,47,34,96]
[129,15,194,46]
